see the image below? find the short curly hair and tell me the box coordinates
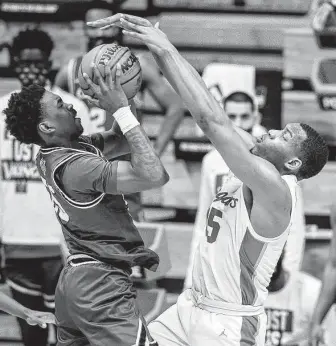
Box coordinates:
[4,84,45,145]
[223,91,256,112]
[11,28,54,58]
[297,123,329,180]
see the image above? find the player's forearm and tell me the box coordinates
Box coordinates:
[311,263,336,324]
[0,291,29,320]
[154,106,184,156]
[124,126,169,183]
[152,48,230,132]
[101,129,131,160]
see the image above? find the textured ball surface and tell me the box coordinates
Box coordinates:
[78,43,142,100]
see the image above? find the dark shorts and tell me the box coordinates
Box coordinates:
[5,256,63,346]
[55,255,149,346]
[5,256,63,310]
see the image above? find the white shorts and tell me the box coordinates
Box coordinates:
[147,289,267,346]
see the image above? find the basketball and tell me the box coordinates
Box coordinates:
[78,43,142,100]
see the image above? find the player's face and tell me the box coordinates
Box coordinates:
[251,123,307,174]
[84,8,120,50]
[39,91,83,140]
[224,101,255,133]
[13,48,51,87]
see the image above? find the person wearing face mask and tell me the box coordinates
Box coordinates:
[0,28,92,346]
[55,1,186,225]
[184,91,306,290]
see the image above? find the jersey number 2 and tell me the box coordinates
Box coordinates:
[206,207,223,243]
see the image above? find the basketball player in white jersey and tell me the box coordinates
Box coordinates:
[265,250,336,346]
[185,91,306,289]
[87,14,329,346]
[0,28,92,346]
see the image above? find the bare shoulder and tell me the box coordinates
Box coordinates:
[249,160,293,214]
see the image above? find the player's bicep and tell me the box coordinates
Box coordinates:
[100,130,130,160]
[115,161,164,194]
[206,120,286,200]
[61,155,118,194]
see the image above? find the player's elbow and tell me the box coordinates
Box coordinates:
[195,102,225,132]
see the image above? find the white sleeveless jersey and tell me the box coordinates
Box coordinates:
[0,89,92,245]
[192,173,298,307]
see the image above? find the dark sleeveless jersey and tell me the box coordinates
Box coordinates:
[66,56,143,221]
[35,135,159,270]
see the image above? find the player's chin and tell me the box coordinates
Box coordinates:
[250,144,258,156]
[73,123,84,138]
[77,125,84,136]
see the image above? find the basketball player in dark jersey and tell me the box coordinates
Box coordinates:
[55,3,185,223]
[4,63,168,345]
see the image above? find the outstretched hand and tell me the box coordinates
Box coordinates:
[87,14,173,56]
[82,63,129,114]
[25,309,56,328]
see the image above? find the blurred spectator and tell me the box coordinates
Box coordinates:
[309,201,336,346]
[265,251,336,346]
[0,28,91,346]
[184,91,306,289]
[55,1,185,222]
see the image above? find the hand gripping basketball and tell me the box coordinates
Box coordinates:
[83,63,129,114]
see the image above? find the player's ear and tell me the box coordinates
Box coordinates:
[38,121,55,135]
[284,157,302,173]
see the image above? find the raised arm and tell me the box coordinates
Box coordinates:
[139,55,185,156]
[86,14,287,204]
[74,62,169,194]
[87,100,140,161]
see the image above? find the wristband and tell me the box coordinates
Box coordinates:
[112,106,140,135]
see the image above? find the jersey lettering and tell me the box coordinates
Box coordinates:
[1,128,40,193]
[265,308,294,346]
[213,191,238,208]
[41,176,70,223]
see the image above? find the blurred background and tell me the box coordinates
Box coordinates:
[0,0,335,345]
